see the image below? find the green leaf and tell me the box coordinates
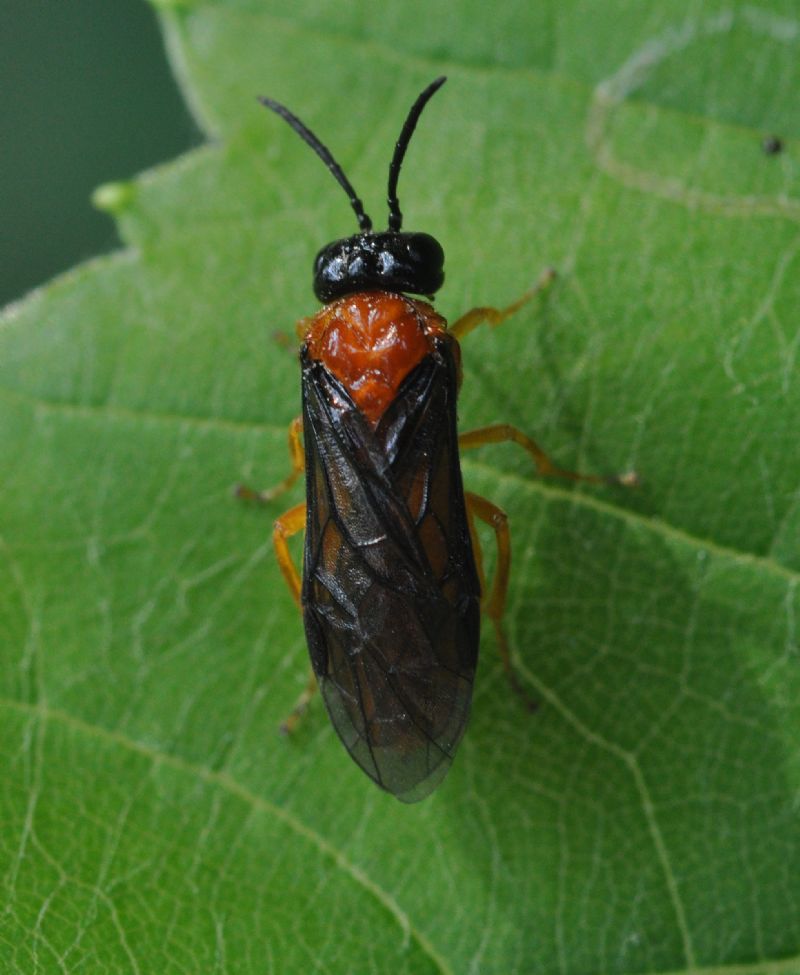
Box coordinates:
[2,2,799,972]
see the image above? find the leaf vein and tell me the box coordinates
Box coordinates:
[0,697,453,975]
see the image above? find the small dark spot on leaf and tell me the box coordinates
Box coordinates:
[762,135,784,156]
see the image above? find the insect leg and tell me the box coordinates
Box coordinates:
[272,500,321,733]
[273,501,306,607]
[236,416,304,502]
[459,424,637,487]
[465,491,535,710]
[465,492,510,619]
[449,267,556,341]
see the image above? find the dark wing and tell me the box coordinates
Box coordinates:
[301,337,480,802]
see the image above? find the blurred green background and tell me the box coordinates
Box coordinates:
[1,0,199,307]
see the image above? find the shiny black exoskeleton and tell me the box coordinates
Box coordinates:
[313,230,444,302]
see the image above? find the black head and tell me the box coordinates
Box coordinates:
[313,231,444,303]
[260,77,447,303]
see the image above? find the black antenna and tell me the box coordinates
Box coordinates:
[386,76,447,232]
[259,95,373,232]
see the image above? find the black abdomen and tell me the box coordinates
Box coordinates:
[300,335,480,802]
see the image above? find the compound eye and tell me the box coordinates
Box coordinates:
[407,233,444,270]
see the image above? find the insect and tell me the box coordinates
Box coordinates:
[242,77,632,802]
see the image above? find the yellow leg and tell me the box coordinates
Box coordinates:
[236,416,304,503]
[460,423,638,487]
[271,500,321,734]
[273,501,306,608]
[465,491,535,711]
[449,267,557,341]
[451,272,637,487]
[236,418,319,735]
[465,492,510,621]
